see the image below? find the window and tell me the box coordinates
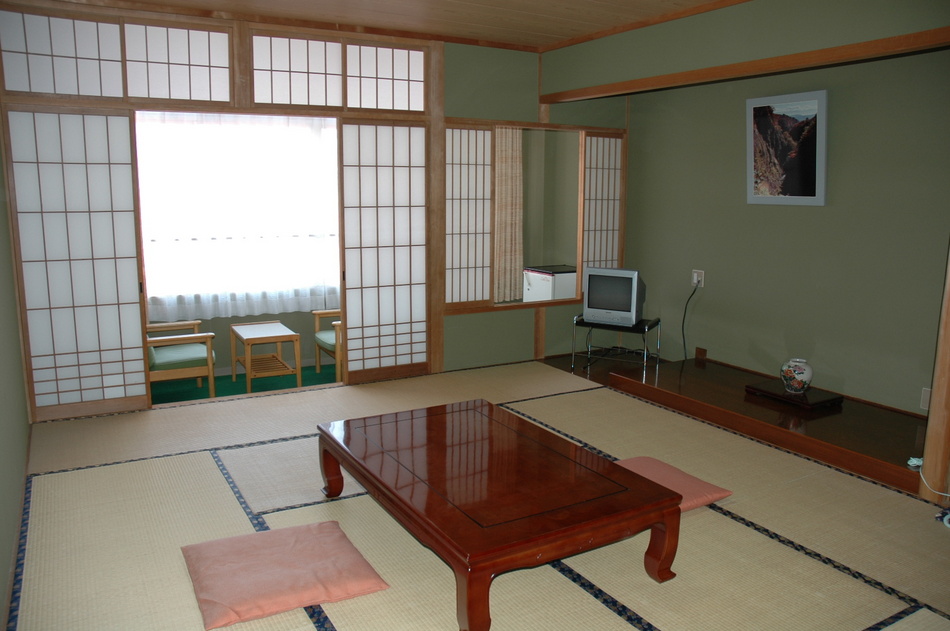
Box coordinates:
[583,134,624,267]
[125,24,229,101]
[252,35,343,106]
[346,44,425,111]
[445,128,491,303]
[0,11,123,96]
[135,112,341,321]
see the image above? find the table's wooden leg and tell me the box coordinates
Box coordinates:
[245,344,252,393]
[643,507,680,583]
[230,332,237,381]
[320,442,344,498]
[454,566,492,631]
[294,337,301,387]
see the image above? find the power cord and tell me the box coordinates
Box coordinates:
[908,458,950,528]
[681,282,700,361]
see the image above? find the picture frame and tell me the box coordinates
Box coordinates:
[746,90,827,206]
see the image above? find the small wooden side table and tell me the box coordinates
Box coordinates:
[230,321,301,393]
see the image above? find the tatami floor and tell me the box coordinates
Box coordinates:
[10,362,950,630]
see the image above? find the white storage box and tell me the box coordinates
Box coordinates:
[523,265,577,302]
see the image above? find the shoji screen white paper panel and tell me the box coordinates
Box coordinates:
[124,24,229,101]
[583,135,624,268]
[10,111,146,421]
[0,11,123,97]
[342,123,427,378]
[345,45,424,112]
[445,128,491,303]
[252,35,343,106]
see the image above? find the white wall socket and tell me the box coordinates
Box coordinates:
[921,387,931,411]
[691,270,705,287]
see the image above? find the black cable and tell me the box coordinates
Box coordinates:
[681,282,700,361]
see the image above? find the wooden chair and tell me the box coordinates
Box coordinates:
[313,310,343,379]
[146,321,216,397]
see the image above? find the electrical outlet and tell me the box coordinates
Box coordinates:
[921,387,931,411]
[691,270,705,288]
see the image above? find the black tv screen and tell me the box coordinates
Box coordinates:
[588,274,633,312]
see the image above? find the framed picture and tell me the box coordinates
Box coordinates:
[746,90,826,206]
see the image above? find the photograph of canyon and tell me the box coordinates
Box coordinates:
[751,96,820,199]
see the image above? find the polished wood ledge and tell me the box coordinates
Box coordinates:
[544,355,927,494]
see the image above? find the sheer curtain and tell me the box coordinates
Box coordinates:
[135,112,341,321]
[493,126,524,303]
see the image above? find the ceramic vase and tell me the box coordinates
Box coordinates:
[780,358,813,394]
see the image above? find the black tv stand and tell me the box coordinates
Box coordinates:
[571,315,661,371]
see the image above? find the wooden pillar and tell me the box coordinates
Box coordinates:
[919,240,950,505]
[534,308,546,360]
[428,42,446,375]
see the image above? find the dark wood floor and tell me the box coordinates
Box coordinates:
[542,353,928,494]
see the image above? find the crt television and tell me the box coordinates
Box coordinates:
[582,267,645,327]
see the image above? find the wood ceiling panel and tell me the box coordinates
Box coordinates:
[56,0,749,51]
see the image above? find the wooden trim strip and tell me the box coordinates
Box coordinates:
[541,27,950,104]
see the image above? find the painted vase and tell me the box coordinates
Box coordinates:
[780,358,813,394]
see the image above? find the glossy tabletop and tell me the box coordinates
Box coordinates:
[318,399,681,631]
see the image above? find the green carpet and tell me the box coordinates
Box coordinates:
[150,367,338,404]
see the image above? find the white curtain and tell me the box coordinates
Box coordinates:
[135,112,341,321]
[493,126,524,303]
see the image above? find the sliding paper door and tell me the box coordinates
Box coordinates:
[582,133,625,268]
[341,122,427,383]
[8,110,146,421]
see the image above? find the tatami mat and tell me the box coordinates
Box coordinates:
[218,437,365,513]
[13,364,950,630]
[509,389,950,615]
[18,452,314,631]
[886,609,950,631]
[266,496,643,631]
[566,508,906,631]
[27,362,596,474]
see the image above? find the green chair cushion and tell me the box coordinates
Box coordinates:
[315,330,337,351]
[150,343,214,371]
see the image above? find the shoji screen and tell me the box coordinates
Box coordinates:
[9,111,146,421]
[124,24,229,101]
[583,134,625,268]
[445,127,491,304]
[345,45,424,111]
[341,123,427,382]
[0,11,123,97]
[251,35,343,106]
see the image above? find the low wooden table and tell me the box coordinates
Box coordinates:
[229,321,301,393]
[318,399,681,631]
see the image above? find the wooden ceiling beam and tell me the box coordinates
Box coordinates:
[541,26,950,103]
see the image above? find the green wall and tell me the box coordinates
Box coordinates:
[442,44,627,371]
[522,129,579,267]
[0,166,28,624]
[444,6,950,411]
[444,44,540,122]
[623,49,950,412]
[541,0,950,95]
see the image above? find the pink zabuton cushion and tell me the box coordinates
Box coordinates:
[616,456,732,512]
[182,521,388,630]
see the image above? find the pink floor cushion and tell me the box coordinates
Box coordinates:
[616,456,732,512]
[182,521,389,630]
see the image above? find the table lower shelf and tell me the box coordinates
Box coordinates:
[237,353,295,379]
